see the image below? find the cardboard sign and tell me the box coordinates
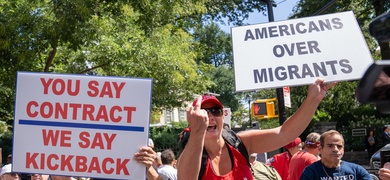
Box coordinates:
[232,11,373,91]
[13,72,152,180]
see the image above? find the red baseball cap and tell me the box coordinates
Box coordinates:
[192,94,224,109]
[285,137,302,149]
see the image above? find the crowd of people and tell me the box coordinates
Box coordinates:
[3,79,390,179]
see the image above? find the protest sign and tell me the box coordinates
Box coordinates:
[232,11,373,91]
[13,72,152,180]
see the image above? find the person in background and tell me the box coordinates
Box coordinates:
[289,132,321,180]
[382,126,390,148]
[149,138,155,149]
[157,149,177,180]
[153,152,163,169]
[365,129,378,159]
[300,130,371,179]
[267,137,302,180]
[0,164,20,180]
[250,153,281,180]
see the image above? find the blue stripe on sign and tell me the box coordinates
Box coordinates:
[19,119,145,132]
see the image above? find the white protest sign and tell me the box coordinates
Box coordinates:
[283,87,291,108]
[223,108,231,128]
[232,11,373,91]
[13,72,152,180]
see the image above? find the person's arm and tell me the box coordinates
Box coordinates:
[177,96,208,180]
[238,79,337,154]
[134,146,162,180]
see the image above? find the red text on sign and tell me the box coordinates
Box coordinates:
[26,153,130,175]
[26,101,136,123]
[79,132,117,150]
[42,130,72,147]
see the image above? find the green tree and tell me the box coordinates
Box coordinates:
[0,0,217,128]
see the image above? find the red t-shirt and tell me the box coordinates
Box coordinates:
[202,144,253,180]
[267,152,291,180]
[289,151,318,180]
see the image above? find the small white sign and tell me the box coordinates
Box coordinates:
[283,86,291,108]
[232,11,373,91]
[223,108,231,128]
[13,72,152,180]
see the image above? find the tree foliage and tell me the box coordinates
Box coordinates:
[0,0,220,128]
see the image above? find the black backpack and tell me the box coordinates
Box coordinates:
[180,128,251,180]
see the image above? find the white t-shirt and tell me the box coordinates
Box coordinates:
[157,165,177,180]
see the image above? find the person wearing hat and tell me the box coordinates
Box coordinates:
[266,137,302,180]
[177,78,336,180]
[289,132,321,180]
[0,164,20,180]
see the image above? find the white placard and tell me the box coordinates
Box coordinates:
[223,108,231,128]
[283,86,291,108]
[232,11,373,91]
[13,72,152,180]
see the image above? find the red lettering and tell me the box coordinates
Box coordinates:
[42,130,60,146]
[25,153,129,175]
[61,155,74,171]
[67,79,80,96]
[60,130,72,147]
[112,82,125,98]
[100,82,113,98]
[40,153,45,169]
[110,106,121,122]
[116,158,130,175]
[40,102,53,118]
[88,157,101,173]
[87,81,99,97]
[102,158,114,174]
[95,105,109,122]
[52,79,66,95]
[26,152,39,169]
[47,154,59,170]
[75,156,88,172]
[69,103,81,120]
[90,133,104,149]
[123,106,136,123]
[42,130,71,147]
[55,102,68,119]
[82,104,95,120]
[104,133,116,150]
[40,78,53,95]
[26,101,39,117]
[79,132,90,148]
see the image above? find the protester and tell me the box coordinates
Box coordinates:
[157,149,177,180]
[289,132,320,180]
[365,130,378,159]
[177,78,336,180]
[300,130,371,179]
[0,164,20,180]
[383,126,390,148]
[250,153,281,180]
[267,137,302,180]
[134,146,162,180]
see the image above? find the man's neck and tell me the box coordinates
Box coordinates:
[321,159,341,168]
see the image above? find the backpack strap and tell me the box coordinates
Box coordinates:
[221,128,250,167]
[198,147,208,180]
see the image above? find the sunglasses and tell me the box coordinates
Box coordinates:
[203,108,223,117]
